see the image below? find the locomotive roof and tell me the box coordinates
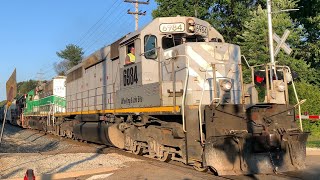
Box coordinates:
[67,61,83,74]
[120,16,224,44]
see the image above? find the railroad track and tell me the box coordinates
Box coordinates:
[0,123,310,179]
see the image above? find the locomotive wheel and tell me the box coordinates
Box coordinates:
[66,130,73,138]
[72,134,76,140]
[61,130,66,137]
[147,138,171,162]
[132,144,143,155]
[158,151,172,162]
[193,161,208,172]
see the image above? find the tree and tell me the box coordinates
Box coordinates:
[207,0,265,43]
[152,0,212,19]
[238,0,317,84]
[0,100,6,107]
[55,44,84,75]
[290,0,320,84]
[54,60,69,76]
[153,1,265,43]
[17,80,38,95]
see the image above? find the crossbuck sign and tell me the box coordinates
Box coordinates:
[273,29,292,56]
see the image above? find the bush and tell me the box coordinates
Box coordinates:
[289,82,320,114]
[289,82,320,147]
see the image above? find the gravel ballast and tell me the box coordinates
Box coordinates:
[0,123,141,179]
[0,153,139,179]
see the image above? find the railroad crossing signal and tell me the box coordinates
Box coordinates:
[273,29,292,56]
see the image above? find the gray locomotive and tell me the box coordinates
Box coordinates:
[17,16,308,175]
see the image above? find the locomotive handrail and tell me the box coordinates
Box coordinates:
[175,55,190,133]
[282,65,303,131]
[182,55,189,133]
[67,85,106,112]
[241,55,251,68]
[249,63,304,131]
[139,47,160,57]
[198,65,211,145]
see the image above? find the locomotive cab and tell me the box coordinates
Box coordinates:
[117,16,227,108]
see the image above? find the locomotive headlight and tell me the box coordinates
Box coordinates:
[220,79,232,91]
[188,26,195,32]
[187,18,195,33]
[277,82,285,92]
[187,19,195,25]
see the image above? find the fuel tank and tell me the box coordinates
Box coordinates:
[73,122,124,148]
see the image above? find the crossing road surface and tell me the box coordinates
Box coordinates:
[93,155,320,180]
[26,153,319,180]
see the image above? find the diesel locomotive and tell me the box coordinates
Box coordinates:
[2,16,308,175]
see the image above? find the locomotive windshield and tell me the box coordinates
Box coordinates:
[162,34,206,49]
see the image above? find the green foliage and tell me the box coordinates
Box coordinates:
[0,100,6,107]
[238,0,318,87]
[17,80,38,96]
[288,82,320,147]
[303,120,320,136]
[290,0,320,70]
[55,44,84,75]
[153,1,264,43]
[288,82,320,114]
[152,0,211,19]
[207,0,265,43]
[302,120,320,147]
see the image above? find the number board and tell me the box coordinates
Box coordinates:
[195,24,208,36]
[121,63,141,88]
[160,23,185,33]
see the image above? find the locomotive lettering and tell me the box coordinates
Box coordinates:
[159,23,185,33]
[121,96,143,105]
[195,24,208,36]
[123,65,138,86]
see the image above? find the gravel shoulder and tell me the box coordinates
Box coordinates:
[306,147,320,155]
[0,124,141,179]
[0,153,139,179]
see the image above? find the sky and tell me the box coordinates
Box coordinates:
[0,0,157,101]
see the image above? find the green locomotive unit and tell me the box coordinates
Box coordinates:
[22,76,66,129]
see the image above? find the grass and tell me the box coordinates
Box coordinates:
[307,135,320,148]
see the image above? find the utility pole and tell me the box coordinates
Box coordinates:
[266,0,275,91]
[267,0,275,66]
[36,69,44,86]
[124,0,149,31]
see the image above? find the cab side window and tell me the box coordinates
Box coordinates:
[125,43,135,65]
[144,35,157,59]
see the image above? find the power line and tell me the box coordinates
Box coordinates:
[77,1,124,49]
[85,18,135,55]
[75,0,121,46]
[25,0,154,83]
[83,3,133,53]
